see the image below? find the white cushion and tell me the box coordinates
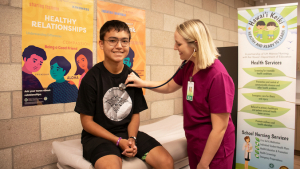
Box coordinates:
[52,115,187,169]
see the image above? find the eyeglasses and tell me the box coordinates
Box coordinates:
[103,38,130,47]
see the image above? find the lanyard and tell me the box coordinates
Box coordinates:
[186,76,194,101]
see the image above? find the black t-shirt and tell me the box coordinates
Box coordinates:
[75,62,147,142]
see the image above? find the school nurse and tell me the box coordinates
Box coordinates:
[125,19,235,169]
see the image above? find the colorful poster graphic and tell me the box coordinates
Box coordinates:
[97,1,146,82]
[22,0,93,106]
[236,3,297,169]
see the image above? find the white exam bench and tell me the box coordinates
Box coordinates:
[52,115,188,169]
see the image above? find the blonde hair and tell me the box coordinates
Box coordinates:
[176,19,220,70]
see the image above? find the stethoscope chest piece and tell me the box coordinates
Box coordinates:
[119,83,126,91]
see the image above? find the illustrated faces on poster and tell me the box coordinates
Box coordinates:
[246,138,250,143]
[256,25,265,30]
[50,63,66,81]
[267,25,276,30]
[123,57,131,67]
[23,54,44,73]
[123,47,134,68]
[76,54,88,71]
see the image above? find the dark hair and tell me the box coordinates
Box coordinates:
[22,45,47,61]
[244,136,250,141]
[99,20,131,41]
[256,21,266,26]
[267,22,278,27]
[50,56,71,76]
[74,48,93,75]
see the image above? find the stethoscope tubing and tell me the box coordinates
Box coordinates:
[120,49,195,91]
[143,49,195,89]
[144,60,187,89]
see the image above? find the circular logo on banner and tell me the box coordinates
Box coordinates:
[103,87,132,121]
[246,11,288,50]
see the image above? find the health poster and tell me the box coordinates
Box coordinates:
[22,0,93,106]
[236,3,297,169]
[97,1,146,81]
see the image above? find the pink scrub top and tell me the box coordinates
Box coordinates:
[173,59,235,160]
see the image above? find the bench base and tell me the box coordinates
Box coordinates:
[57,157,189,169]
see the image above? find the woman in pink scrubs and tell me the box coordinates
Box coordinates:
[125,19,235,169]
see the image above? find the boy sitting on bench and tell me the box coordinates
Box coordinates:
[75,20,174,169]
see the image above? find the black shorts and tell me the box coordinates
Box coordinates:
[82,131,161,166]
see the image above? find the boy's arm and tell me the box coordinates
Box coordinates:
[128,113,139,139]
[80,113,120,143]
[126,113,139,157]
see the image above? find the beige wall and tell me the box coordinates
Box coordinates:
[0,0,254,168]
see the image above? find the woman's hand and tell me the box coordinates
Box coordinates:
[125,72,147,88]
[197,163,209,169]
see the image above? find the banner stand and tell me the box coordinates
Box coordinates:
[236,3,297,169]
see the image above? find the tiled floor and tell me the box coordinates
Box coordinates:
[181,155,300,169]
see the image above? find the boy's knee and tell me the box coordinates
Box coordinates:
[95,163,122,169]
[160,154,174,167]
[166,155,174,165]
[94,156,122,169]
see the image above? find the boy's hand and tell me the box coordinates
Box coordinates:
[127,138,137,157]
[118,139,136,157]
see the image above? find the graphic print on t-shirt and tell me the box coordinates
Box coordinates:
[103,87,132,121]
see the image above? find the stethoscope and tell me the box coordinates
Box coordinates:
[119,49,196,91]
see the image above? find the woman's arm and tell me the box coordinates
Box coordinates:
[197,113,230,169]
[125,72,181,94]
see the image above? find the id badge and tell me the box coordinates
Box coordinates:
[186,81,194,101]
